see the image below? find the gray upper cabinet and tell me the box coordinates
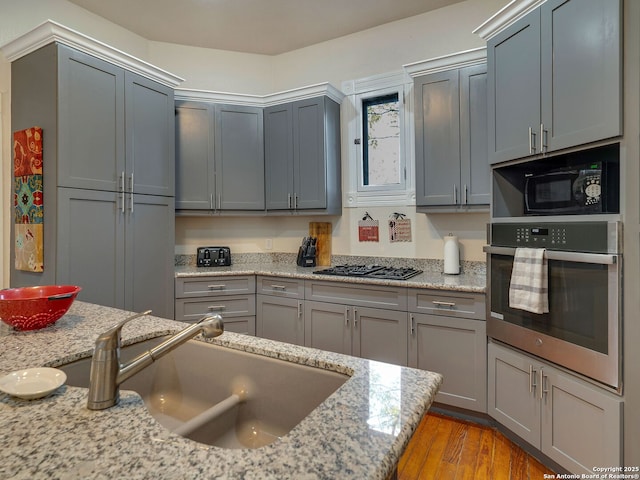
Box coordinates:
[488,0,621,164]
[214,104,265,210]
[415,64,489,208]
[58,46,175,196]
[175,101,215,210]
[264,96,341,214]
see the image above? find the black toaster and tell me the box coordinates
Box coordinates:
[197,247,231,267]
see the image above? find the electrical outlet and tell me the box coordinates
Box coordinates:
[265,238,273,250]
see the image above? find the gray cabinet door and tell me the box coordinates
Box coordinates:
[414,70,460,206]
[353,307,408,366]
[409,313,486,412]
[293,98,327,209]
[57,45,125,191]
[264,103,294,210]
[540,0,621,152]
[256,294,304,345]
[488,9,541,164]
[460,65,490,206]
[56,187,125,309]
[304,300,351,356]
[214,104,265,210]
[175,101,215,210]
[541,366,622,474]
[488,342,541,447]
[125,72,175,197]
[125,194,175,319]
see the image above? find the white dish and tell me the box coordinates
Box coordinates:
[0,367,66,400]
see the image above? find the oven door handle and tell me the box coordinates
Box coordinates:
[483,246,618,265]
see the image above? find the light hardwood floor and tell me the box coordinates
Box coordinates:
[398,412,555,480]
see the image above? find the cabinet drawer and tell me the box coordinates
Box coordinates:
[176,275,256,298]
[257,276,305,298]
[408,289,484,319]
[175,295,256,321]
[305,280,407,310]
[175,315,255,336]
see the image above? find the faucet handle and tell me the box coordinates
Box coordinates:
[95,310,153,352]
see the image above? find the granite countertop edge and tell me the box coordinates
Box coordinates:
[175,263,486,293]
[0,302,443,480]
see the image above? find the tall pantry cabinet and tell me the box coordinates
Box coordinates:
[9,39,178,319]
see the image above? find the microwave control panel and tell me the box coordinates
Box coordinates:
[491,222,616,253]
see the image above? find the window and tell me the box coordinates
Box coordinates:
[362,93,401,188]
[343,72,414,207]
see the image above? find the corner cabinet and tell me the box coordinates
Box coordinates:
[414,64,489,209]
[488,341,622,474]
[264,96,341,214]
[487,0,622,164]
[175,102,264,212]
[11,42,176,319]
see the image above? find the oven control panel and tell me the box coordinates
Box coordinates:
[491,222,618,253]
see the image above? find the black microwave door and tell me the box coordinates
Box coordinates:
[525,173,578,214]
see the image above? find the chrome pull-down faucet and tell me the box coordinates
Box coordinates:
[87,311,224,410]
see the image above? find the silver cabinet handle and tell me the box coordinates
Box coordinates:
[463,185,468,205]
[528,127,537,154]
[353,308,358,328]
[207,305,225,311]
[298,301,302,318]
[432,300,456,308]
[410,314,415,336]
[294,194,299,210]
[539,368,548,400]
[288,193,292,209]
[529,365,536,394]
[453,185,457,204]
[210,194,214,210]
[540,123,547,154]
[217,194,221,210]
[120,171,126,213]
[129,173,134,193]
[207,284,225,290]
[344,307,350,327]
[271,285,287,291]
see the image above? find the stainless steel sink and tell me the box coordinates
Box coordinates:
[60,336,349,449]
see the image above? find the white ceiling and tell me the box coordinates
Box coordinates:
[67,0,465,55]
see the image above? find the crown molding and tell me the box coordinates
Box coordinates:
[403,47,487,78]
[0,19,184,88]
[174,82,345,106]
[473,0,546,41]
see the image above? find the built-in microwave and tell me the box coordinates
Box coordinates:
[524,162,608,215]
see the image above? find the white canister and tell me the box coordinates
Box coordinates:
[443,234,460,275]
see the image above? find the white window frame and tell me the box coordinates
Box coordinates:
[342,71,415,207]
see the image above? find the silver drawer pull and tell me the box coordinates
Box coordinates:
[271,285,287,291]
[207,305,225,311]
[207,285,225,290]
[432,300,456,308]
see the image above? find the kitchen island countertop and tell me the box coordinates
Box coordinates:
[0,301,443,480]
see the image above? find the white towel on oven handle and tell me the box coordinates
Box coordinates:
[509,248,549,314]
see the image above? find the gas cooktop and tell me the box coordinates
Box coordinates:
[313,265,423,281]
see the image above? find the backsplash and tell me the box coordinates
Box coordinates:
[175,253,486,276]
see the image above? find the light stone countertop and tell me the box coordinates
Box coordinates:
[0,301,443,480]
[175,262,486,293]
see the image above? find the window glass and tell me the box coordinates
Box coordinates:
[362,93,401,187]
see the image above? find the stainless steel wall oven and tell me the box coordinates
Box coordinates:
[484,221,622,391]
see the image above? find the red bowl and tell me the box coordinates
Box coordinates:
[0,285,82,331]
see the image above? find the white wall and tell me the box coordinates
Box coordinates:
[0,0,507,285]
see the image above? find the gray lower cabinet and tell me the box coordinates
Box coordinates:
[488,341,622,474]
[408,289,486,412]
[255,276,305,345]
[488,0,621,164]
[57,188,175,319]
[175,276,256,335]
[264,96,341,214]
[414,64,489,208]
[305,280,408,365]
